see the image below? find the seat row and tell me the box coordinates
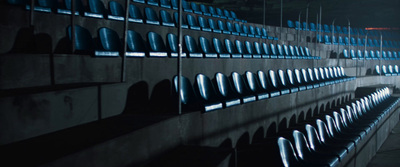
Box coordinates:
[9,0,245,22]
[317,35,399,48]
[374,65,400,76]
[69,25,309,59]
[342,49,400,60]
[174,66,354,112]
[277,87,399,167]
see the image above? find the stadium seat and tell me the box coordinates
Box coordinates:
[126,30,146,57]
[147,0,159,6]
[160,0,171,8]
[342,49,349,59]
[277,70,296,93]
[194,74,224,112]
[224,39,241,58]
[199,37,218,58]
[208,19,221,33]
[108,1,124,21]
[200,4,211,16]
[235,40,252,58]
[332,36,338,45]
[230,72,257,103]
[133,0,145,3]
[268,70,288,95]
[230,11,242,22]
[241,24,250,37]
[187,14,201,30]
[83,0,106,18]
[223,9,233,20]
[257,71,280,97]
[213,73,242,107]
[249,26,258,38]
[160,10,175,27]
[245,41,261,58]
[171,0,178,10]
[276,44,285,59]
[182,0,193,12]
[212,38,230,58]
[261,43,271,59]
[252,42,266,59]
[128,4,144,23]
[216,8,227,19]
[302,22,309,31]
[95,27,121,57]
[184,35,203,58]
[173,12,188,29]
[269,44,278,59]
[315,119,355,153]
[324,35,331,45]
[310,22,316,31]
[208,6,219,18]
[67,25,93,54]
[227,22,239,36]
[173,75,201,112]
[285,69,303,92]
[217,20,231,34]
[282,45,292,59]
[244,71,270,100]
[294,21,301,30]
[166,33,186,58]
[198,16,211,32]
[147,32,168,57]
[350,49,356,60]
[190,2,202,15]
[364,50,370,60]
[144,7,160,25]
[277,137,303,167]
[287,20,295,28]
[357,50,363,59]
[324,24,330,33]
[307,68,319,88]
[57,0,83,15]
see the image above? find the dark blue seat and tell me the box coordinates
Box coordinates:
[25,0,57,13]
[249,26,258,38]
[357,38,363,46]
[128,4,144,23]
[323,24,330,33]
[382,51,388,60]
[57,0,83,15]
[357,50,363,59]
[287,20,295,28]
[375,50,381,60]
[245,41,261,58]
[316,68,326,86]
[230,72,257,103]
[67,25,94,54]
[147,32,168,57]
[166,33,186,58]
[268,70,287,95]
[199,37,218,58]
[338,36,345,45]
[235,40,252,58]
[282,45,292,59]
[344,37,350,45]
[364,50,370,60]
[160,10,175,27]
[187,14,201,31]
[173,75,201,112]
[144,7,160,25]
[171,0,178,10]
[289,45,296,59]
[227,22,239,36]
[302,22,309,31]
[316,119,355,153]
[95,27,121,57]
[242,24,252,37]
[293,69,307,91]
[252,42,264,59]
[335,25,342,34]
[200,4,211,16]
[255,27,265,39]
[276,44,285,59]
[374,65,381,75]
[147,0,159,6]
[276,70,295,94]
[324,35,331,45]
[277,137,303,167]
[216,8,227,19]
[310,22,316,31]
[190,2,202,14]
[182,0,193,12]
[342,49,349,59]
[269,44,278,59]
[382,65,389,76]
[230,11,242,22]
[373,39,379,47]
[108,1,125,21]
[300,69,314,89]
[262,28,274,40]
[213,73,242,107]
[198,16,211,32]
[286,69,305,91]
[126,30,146,57]
[194,74,224,112]
[350,49,356,60]
[257,71,280,97]
[217,20,231,34]
[160,0,171,8]
[370,50,377,60]
[235,24,247,37]
[351,37,357,46]
[208,19,221,33]
[173,12,189,29]
[212,38,230,58]
[307,68,320,88]
[223,9,233,20]
[260,43,270,59]
[184,35,203,58]
[294,46,301,59]
[224,39,241,58]
[83,0,106,19]
[208,6,219,18]
[294,21,301,30]
[244,71,269,100]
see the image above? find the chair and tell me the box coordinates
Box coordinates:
[375,50,381,59]
[282,45,292,59]
[289,45,297,59]
[223,9,233,20]
[351,37,357,46]
[277,137,303,167]
[262,28,274,40]
[208,19,221,33]
[287,20,295,28]
[208,6,219,18]
[217,20,231,34]
[382,51,388,60]
[277,70,294,93]
[126,30,146,57]
[200,4,211,16]
[245,41,261,58]
[350,49,356,60]
[171,0,178,9]
[184,35,203,58]
[243,25,254,37]
[269,44,278,59]
[239,24,249,37]
[295,21,302,30]
[67,25,93,54]
[255,27,265,39]
[194,74,224,112]
[57,0,83,15]
[313,68,325,87]
[84,0,106,18]
[310,22,316,31]
[235,40,252,58]
[344,37,350,45]
[144,7,160,25]
[230,11,242,22]
[166,33,186,57]
[315,119,355,153]
[230,72,256,103]
[216,8,227,19]
[370,50,376,60]
[147,0,159,6]
[158,10,175,26]
[305,68,318,88]
[199,37,218,58]
[173,12,188,29]
[128,4,144,23]
[187,14,201,31]
[335,26,342,34]
[382,65,390,76]
[190,2,202,14]
[227,22,239,36]
[364,50,370,60]
[276,44,285,59]
[213,73,241,107]
[108,1,124,21]
[244,71,269,100]
[173,75,201,112]
[249,26,258,38]
[294,46,302,59]
[332,36,338,45]
[252,42,264,59]
[260,43,270,59]
[147,32,168,57]
[198,16,211,32]
[287,69,305,91]
[268,70,287,95]
[182,0,193,12]
[300,69,313,89]
[95,27,121,57]
[160,0,171,8]
[224,39,241,58]
[293,69,309,90]
[324,35,331,45]
[212,38,230,58]
[338,36,345,45]
[302,22,309,31]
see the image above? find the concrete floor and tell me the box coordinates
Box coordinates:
[367,120,400,167]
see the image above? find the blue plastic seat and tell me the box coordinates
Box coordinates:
[95,27,121,57]
[285,69,302,92]
[252,42,264,59]
[382,51,388,60]
[216,8,226,19]
[357,38,363,46]
[364,50,370,60]
[200,4,211,16]
[276,44,284,59]
[245,41,260,58]
[269,44,278,59]
[147,32,168,57]
[235,40,252,58]
[212,38,230,58]
[336,25,342,34]
[108,1,125,21]
[268,70,287,95]
[190,2,202,14]
[289,45,296,59]
[300,69,314,89]
[332,36,338,45]
[160,10,175,27]
[257,71,280,97]
[166,33,186,58]
[338,36,344,45]
[83,0,106,18]
[262,28,274,40]
[261,43,270,59]
[342,27,348,34]
[208,6,219,18]
[173,12,188,29]
[368,39,374,47]
[255,27,264,39]
[244,71,269,100]
[294,46,301,59]
[323,35,330,44]
[342,49,349,59]
[277,137,303,167]
[344,37,350,45]
[306,68,320,88]
[287,20,294,28]
[182,0,193,12]
[217,20,231,34]
[223,9,233,20]
[128,4,144,23]
[357,50,363,59]
[199,37,217,58]
[187,14,201,30]
[373,39,379,47]
[194,74,224,112]
[302,22,309,31]
[351,37,357,46]
[230,72,256,103]
[294,21,301,30]
[67,25,94,54]
[375,50,381,59]
[230,11,242,22]
[173,75,200,112]
[144,7,160,25]
[241,24,250,37]
[126,30,146,57]
[208,19,221,33]
[147,0,159,6]
[224,39,241,58]
[277,70,294,93]
[310,22,316,31]
[350,49,356,59]
[293,69,308,90]
[198,16,211,32]
[248,26,257,38]
[160,0,171,8]
[57,0,83,15]
[25,0,57,13]
[323,24,330,33]
[227,22,239,36]
[282,45,292,59]
[213,73,242,107]
[184,35,203,58]
[171,0,178,9]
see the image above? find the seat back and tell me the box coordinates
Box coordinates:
[173,12,188,26]
[277,70,287,88]
[294,69,303,85]
[88,0,105,14]
[199,37,215,54]
[127,30,146,52]
[292,130,312,160]
[283,45,289,56]
[160,0,171,8]
[350,49,356,59]
[68,25,93,52]
[268,70,279,89]
[167,33,178,53]
[214,73,238,99]
[313,68,320,82]
[129,4,143,20]
[200,4,210,15]
[357,50,363,59]
[242,24,249,34]
[187,14,199,27]
[233,23,241,33]
[370,50,376,59]
[145,7,159,21]
[257,71,269,91]
[382,65,388,74]
[305,124,324,151]
[287,20,294,28]
[109,1,124,16]
[262,43,270,55]
[217,20,228,31]
[230,72,252,95]
[173,75,198,106]
[182,0,192,12]
[301,69,309,83]
[244,41,255,55]
[286,69,296,86]
[148,32,167,52]
[289,45,295,56]
[212,38,228,54]
[261,28,268,37]
[184,35,200,53]
[230,11,238,19]
[195,74,221,103]
[253,42,262,55]
[63,0,84,11]
[244,71,263,94]
[223,9,231,18]
[198,16,210,29]
[208,6,217,16]
[269,44,277,55]
[216,8,224,18]
[307,68,315,83]
[316,119,333,143]
[225,39,238,54]
[190,2,201,13]
[249,25,256,36]
[98,27,121,51]
[277,137,301,167]
[160,10,174,24]
[208,19,219,31]
[343,49,349,58]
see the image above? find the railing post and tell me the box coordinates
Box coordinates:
[71,0,75,53]
[121,0,130,82]
[178,0,183,115]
